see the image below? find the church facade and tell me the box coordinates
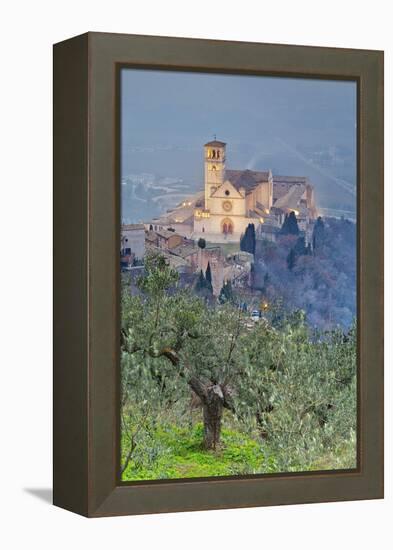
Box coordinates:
[152,140,317,244]
[193,140,316,242]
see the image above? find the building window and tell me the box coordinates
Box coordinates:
[225,190,230,196]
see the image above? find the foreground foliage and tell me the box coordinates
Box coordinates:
[121,253,357,480]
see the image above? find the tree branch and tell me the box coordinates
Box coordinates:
[188,376,208,400]
[148,346,180,366]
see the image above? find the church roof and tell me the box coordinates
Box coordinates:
[226,169,270,194]
[273,175,308,184]
[273,183,307,210]
[204,140,226,147]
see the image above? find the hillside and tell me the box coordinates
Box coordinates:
[253,217,356,330]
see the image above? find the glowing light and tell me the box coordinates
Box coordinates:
[265,209,270,214]
[259,218,264,224]
[293,209,299,216]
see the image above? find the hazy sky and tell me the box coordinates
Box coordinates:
[121,69,357,213]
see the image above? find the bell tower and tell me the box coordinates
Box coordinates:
[204,139,226,209]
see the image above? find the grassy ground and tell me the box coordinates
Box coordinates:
[121,420,357,481]
[121,423,277,481]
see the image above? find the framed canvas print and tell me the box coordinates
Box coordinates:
[53,32,384,517]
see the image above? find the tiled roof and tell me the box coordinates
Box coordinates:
[171,244,197,258]
[225,169,270,193]
[273,175,308,184]
[273,184,306,210]
[204,140,226,147]
[145,231,158,243]
[156,229,182,240]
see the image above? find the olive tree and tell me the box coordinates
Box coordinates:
[121,253,248,451]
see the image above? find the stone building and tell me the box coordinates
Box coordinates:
[154,141,317,244]
[192,140,316,242]
[121,223,145,259]
[146,229,184,250]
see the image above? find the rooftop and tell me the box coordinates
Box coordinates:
[171,244,197,258]
[226,169,270,193]
[204,140,226,147]
[156,229,182,240]
[273,175,309,184]
[273,183,307,210]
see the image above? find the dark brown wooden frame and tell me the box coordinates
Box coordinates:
[53,32,383,517]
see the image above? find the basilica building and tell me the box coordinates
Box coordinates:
[153,140,317,243]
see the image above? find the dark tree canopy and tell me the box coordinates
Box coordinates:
[253,217,356,330]
[281,211,300,236]
[218,280,234,304]
[198,237,206,250]
[294,236,307,256]
[195,269,207,292]
[240,223,256,255]
[287,248,296,271]
[205,262,213,293]
[312,216,325,251]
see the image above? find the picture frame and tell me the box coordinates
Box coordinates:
[53,32,383,517]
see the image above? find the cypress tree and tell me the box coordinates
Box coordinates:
[205,262,213,293]
[240,227,248,252]
[281,211,299,235]
[287,211,299,235]
[312,216,325,251]
[294,236,306,256]
[195,269,206,291]
[218,280,233,304]
[240,223,256,254]
[197,238,206,250]
[287,248,296,271]
[249,223,256,255]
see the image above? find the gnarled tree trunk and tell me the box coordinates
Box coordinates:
[202,385,224,450]
[189,377,233,451]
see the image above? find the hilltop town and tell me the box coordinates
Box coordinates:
[121,140,319,301]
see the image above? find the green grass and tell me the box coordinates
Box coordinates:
[309,431,357,471]
[121,423,277,481]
